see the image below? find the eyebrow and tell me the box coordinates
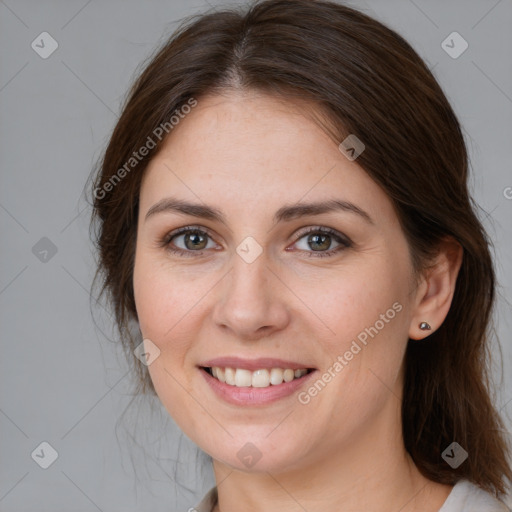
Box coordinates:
[144,197,374,225]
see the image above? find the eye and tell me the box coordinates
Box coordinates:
[161,226,218,257]
[160,225,352,259]
[291,227,352,257]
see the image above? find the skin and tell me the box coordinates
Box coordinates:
[133,90,463,512]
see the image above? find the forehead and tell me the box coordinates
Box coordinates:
[139,92,396,227]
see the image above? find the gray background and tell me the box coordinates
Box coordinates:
[1,0,511,510]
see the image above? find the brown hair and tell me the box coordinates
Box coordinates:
[89,0,511,497]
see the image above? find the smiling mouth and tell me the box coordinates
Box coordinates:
[201,366,315,388]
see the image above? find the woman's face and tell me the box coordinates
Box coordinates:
[133,91,420,473]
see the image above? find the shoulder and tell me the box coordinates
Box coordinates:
[192,486,218,512]
[190,482,510,512]
[439,480,511,512]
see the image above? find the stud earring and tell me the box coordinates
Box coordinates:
[419,321,432,331]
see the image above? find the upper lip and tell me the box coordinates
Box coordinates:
[199,357,316,371]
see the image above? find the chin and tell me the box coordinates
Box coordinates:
[203,433,314,474]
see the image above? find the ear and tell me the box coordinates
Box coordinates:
[409,237,463,340]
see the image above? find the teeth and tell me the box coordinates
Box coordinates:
[216,367,226,383]
[252,369,270,388]
[284,369,295,382]
[270,368,284,385]
[225,367,236,385]
[235,369,252,387]
[208,367,310,387]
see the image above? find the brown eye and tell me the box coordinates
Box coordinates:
[307,233,332,251]
[182,230,208,250]
[292,227,352,258]
[162,227,217,256]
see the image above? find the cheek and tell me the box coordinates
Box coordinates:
[133,252,204,342]
[132,253,215,404]
[133,255,204,432]
[293,256,409,348]
[293,254,411,411]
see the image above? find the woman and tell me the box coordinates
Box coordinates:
[90,0,511,510]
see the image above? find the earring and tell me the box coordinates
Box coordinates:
[419,321,432,331]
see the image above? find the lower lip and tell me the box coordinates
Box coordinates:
[199,368,317,406]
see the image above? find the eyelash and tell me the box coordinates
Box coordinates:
[160,225,352,259]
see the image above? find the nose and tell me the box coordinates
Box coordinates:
[211,251,290,341]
